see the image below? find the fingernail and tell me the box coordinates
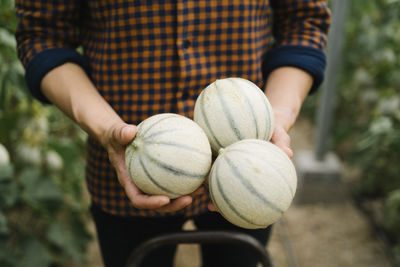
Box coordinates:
[121,126,130,138]
[183,197,192,207]
[160,198,170,206]
[185,200,192,207]
[287,148,294,158]
[208,203,217,212]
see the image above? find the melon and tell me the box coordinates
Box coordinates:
[125,113,212,199]
[194,77,274,154]
[0,143,10,165]
[209,139,297,229]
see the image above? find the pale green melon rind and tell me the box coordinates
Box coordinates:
[139,113,179,137]
[222,155,284,213]
[209,139,296,229]
[232,139,297,193]
[139,155,181,198]
[142,140,210,157]
[228,78,260,139]
[234,78,274,141]
[195,88,224,152]
[125,113,212,198]
[226,148,295,198]
[209,159,266,229]
[193,78,275,155]
[142,148,209,179]
[215,80,244,141]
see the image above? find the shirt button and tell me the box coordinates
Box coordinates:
[183,39,191,49]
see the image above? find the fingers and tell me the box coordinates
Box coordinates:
[281,146,293,159]
[273,138,293,158]
[270,125,293,158]
[117,163,196,211]
[121,125,137,144]
[115,162,171,209]
[131,193,171,210]
[108,122,206,212]
[208,201,218,212]
[112,123,137,145]
[131,186,206,212]
[120,172,203,212]
[155,196,193,213]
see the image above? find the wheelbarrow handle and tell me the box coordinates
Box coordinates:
[125,230,274,267]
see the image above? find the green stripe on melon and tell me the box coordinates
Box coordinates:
[125,113,212,199]
[194,77,274,155]
[209,139,297,229]
[139,155,181,198]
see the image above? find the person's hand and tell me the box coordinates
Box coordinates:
[101,121,204,213]
[40,63,204,212]
[269,106,295,159]
[207,67,312,212]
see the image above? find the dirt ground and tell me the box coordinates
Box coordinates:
[81,118,393,267]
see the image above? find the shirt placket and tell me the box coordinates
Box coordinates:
[176,0,195,117]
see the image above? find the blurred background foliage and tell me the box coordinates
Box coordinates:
[0,0,91,266]
[304,0,400,262]
[1,0,400,266]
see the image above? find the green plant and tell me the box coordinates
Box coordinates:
[301,0,400,261]
[0,0,91,266]
[336,0,400,195]
[384,189,400,263]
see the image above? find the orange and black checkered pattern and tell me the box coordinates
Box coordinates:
[15,0,330,217]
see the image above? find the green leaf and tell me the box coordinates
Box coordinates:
[384,189,400,238]
[0,236,17,267]
[0,28,16,48]
[0,181,18,209]
[0,164,13,182]
[19,169,63,208]
[46,223,66,248]
[0,111,23,144]
[0,211,8,236]
[15,238,51,267]
[47,220,91,263]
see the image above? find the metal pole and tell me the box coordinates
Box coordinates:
[315,0,349,160]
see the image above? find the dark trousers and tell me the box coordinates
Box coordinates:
[90,204,271,267]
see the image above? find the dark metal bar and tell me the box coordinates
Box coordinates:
[125,230,273,267]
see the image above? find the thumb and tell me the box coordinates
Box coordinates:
[113,124,137,145]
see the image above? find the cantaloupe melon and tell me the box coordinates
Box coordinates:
[0,143,10,165]
[194,78,274,154]
[125,113,212,199]
[209,139,297,229]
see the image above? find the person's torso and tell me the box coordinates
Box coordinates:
[81,0,273,217]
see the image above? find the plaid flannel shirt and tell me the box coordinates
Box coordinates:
[15,0,330,217]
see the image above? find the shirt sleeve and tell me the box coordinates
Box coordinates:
[264,0,331,93]
[15,0,89,103]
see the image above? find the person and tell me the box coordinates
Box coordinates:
[15,1,330,266]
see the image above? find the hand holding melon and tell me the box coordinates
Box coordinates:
[100,122,173,210]
[103,120,203,213]
[194,78,297,229]
[122,77,297,226]
[125,113,212,199]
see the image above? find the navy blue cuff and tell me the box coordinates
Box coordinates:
[263,45,326,94]
[25,48,90,104]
